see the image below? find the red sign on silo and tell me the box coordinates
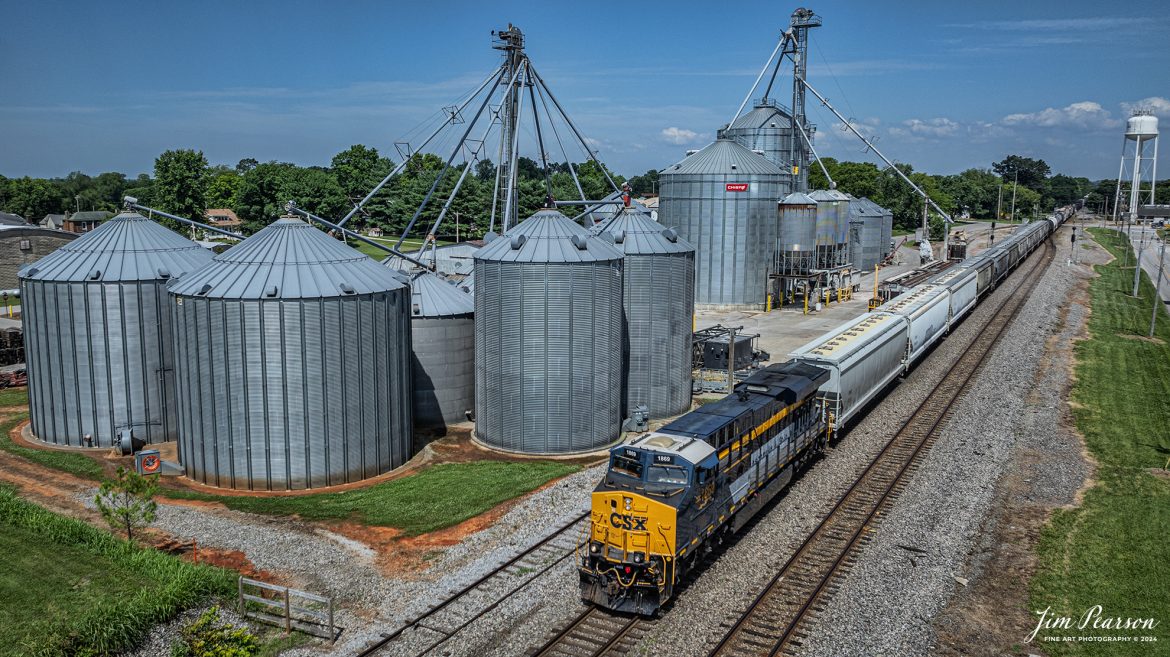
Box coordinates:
[726,183,749,192]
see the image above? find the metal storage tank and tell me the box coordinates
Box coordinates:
[879,203,894,261]
[474,209,624,454]
[169,217,413,490]
[719,101,797,177]
[808,189,851,269]
[18,211,212,447]
[658,139,786,310]
[400,268,475,429]
[777,192,818,275]
[598,205,695,419]
[848,196,885,272]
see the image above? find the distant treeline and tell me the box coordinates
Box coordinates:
[0,148,1140,239]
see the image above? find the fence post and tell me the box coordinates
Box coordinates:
[237,577,244,613]
[328,597,335,644]
[284,587,291,633]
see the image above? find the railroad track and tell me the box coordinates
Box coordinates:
[530,606,651,657]
[707,238,1056,657]
[356,510,589,657]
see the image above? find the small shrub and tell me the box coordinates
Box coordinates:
[94,466,159,543]
[178,607,258,657]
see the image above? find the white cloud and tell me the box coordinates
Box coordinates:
[1001,101,1120,129]
[1121,96,1170,118]
[901,117,960,138]
[660,127,700,145]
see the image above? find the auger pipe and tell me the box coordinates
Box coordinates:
[284,202,430,270]
[800,79,952,223]
[394,66,510,251]
[336,65,504,228]
[123,198,241,239]
[528,65,621,195]
[731,32,790,126]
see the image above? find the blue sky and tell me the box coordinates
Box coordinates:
[2,0,1168,181]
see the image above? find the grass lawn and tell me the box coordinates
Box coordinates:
[1028,228,1170,654]
[349,236,452,262]
[163,460,579,535]
[0,412,105,480]
[0,386,27,407]
[0,486,236,656]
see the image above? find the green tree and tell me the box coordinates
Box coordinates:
[626,169,660,196]
[4,177,58,221]
[154,149,210,227]
[992,155,1051,191]
[205,170,242,209]
[938,168,1001,219]
[94,466,159,544]
[235,158,258,174]
[237,162,345,232]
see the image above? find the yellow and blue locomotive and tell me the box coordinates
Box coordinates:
[579,361,830,615]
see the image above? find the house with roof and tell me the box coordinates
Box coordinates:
[205,209,243,235]
[62,211,111,233]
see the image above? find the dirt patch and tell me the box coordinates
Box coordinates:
[1147,468,1170,481]
[149,532,276,582]
[1119,333,1166,345]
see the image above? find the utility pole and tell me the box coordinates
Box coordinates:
[1151,237,1166,338]
[1133,231,1147,297]
[1009,170,1018,223]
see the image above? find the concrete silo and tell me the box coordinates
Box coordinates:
[658,139,786,310]
[474,209,623,454]
[169,217,413,490]
[598,205,695,419]
[18,211,212,447]
[402,268,475,430]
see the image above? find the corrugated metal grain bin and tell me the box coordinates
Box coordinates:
[719,102,797,174]
[474,209,624,454]
[808,189,851,269]
[401,268,475,429]
[777,192,818,275]
[169,217,412,490]
[598,206,695,419]
[878,284,951,365]
[658,139,786,309]
[789,312,908,431]
[929,267,978,325]
[848,196,886,272]
[18,211,212,447]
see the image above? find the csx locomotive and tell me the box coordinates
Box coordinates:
[579,361,830,615]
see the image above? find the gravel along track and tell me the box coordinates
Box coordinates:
[797,228,1092,657]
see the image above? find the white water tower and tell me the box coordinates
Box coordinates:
[1114,111,1158,224]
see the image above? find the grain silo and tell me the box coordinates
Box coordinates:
[474,209,623,454]
[169,217,412,490]
[18,211,212,447]
[777,192,818,276]
[658,139,786,310]
[848,196,886,271]
[598,205,695,419]
[401,268,475,430]
[719,101,799,182]
[808,188,851,269]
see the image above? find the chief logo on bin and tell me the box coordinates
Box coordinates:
[725,183,750,192]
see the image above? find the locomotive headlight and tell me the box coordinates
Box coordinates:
[623,497,632,511]
[633,552,645,564]
[590,542,601,554]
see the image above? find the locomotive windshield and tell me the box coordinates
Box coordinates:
[646,465,688,485]
[611,454,643,478]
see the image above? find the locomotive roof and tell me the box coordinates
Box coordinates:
[626,432,715,464]
[660,361,827,439]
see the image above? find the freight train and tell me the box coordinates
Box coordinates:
[579,207,1074,615]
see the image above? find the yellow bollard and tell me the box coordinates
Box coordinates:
[766,294,772,313]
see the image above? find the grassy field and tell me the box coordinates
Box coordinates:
[0,387,27,407]
[349,236,450,262]
[164,460,579,535]
[1028,228,1170,654]
[0,411,105,480]
[0,486,236,656]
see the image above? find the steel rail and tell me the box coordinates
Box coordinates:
[707,237,1056,657]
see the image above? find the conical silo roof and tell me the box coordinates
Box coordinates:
[597,207,694,256]
[724,103,792,132]
[849,197,884,218]
[808,189,851,202]
[474,209,623,264]
[169,217,407,299]
[19,211,212,282]
[406,269,474,317]
[782,191,818,205]
[661,139,785,176]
